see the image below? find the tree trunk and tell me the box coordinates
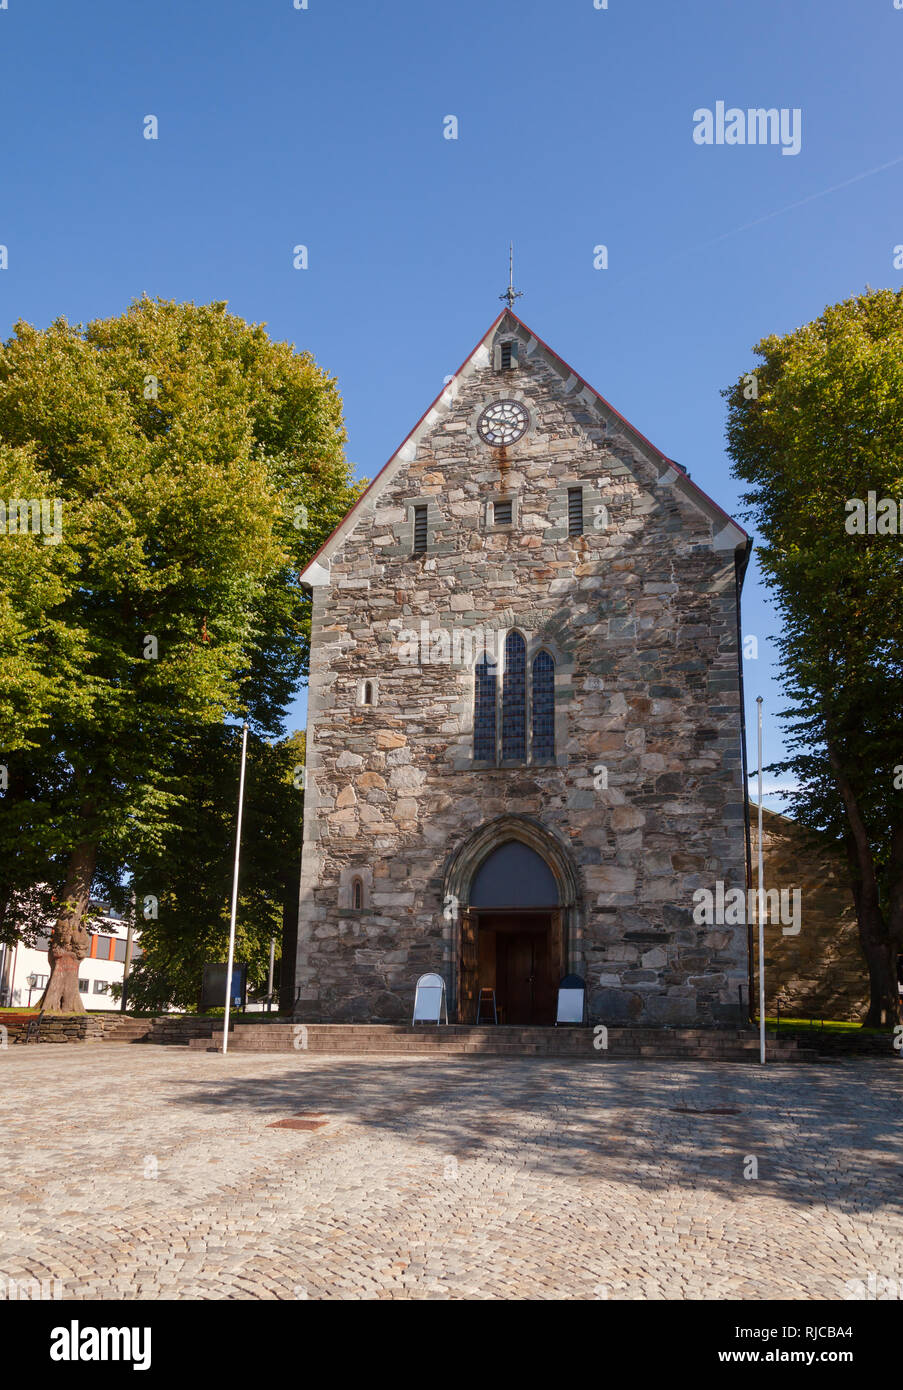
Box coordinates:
[849,877,899,1027]
[829,741,900,1025]
[40,838,97,1014]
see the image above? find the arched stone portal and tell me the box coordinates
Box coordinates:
[442,816,584,1023]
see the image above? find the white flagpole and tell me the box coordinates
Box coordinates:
[222,721,249,1056]
[756,697,766,1066]
[267,935,276,1012]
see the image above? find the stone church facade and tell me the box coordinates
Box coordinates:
[294,309,752,1027]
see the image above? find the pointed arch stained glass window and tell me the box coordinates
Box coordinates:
[532,651,555,760]
[501,631,527,761]
[474,655,497,761]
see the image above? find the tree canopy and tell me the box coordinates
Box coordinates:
[725,287,903,1024]
[0,297,361,1010]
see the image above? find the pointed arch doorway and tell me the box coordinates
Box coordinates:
[467,842,560,1024]
[444,820,580,1024]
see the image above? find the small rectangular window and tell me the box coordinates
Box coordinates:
[93,980,110,994]
[78,979,89,993]
[493,500,513,526]
[113,938,128,963]
[413,505,428,553]
[568,487,584,536]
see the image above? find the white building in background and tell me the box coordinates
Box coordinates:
[0,905,142,1010]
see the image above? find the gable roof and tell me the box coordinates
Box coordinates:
[300,308,750,586]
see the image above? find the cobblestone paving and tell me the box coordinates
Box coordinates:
[1,1046,900,1300]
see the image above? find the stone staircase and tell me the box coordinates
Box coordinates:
[100,1016,216,1046]
[93,1014,818,1060]
[181,1022,817,1062]
[99,1016,155,1043]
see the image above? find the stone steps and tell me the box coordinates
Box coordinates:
[58,1013,855,1062]
[188,1022,817,1062]
[93,1016,817,1061]
[99,1016,217,1046]
[101,1018,155,1042]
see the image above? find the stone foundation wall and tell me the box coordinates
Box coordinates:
[751,808,868,1022]
[5,1014,111,1044]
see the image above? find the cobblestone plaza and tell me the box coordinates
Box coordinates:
[1,1046,899,1300]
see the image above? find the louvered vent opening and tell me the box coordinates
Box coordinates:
[495,340,518,370]
[494,500,513,526]
[413,505,428,552]
[568,488,584,536]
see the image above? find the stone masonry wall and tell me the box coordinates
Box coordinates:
[295,315,750,1026]
[5,1014,110,1044]
[751,808,868,1022]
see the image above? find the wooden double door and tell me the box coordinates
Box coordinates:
[460,909,562,1024]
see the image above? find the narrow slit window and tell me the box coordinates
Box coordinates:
[413,505,428,553]
[363,681,373,706]
[493,499,513,527]
[352,879,363,910]
[531,651,555,761]
[501,631,527,761]
[474,656,497,761]
[568,488,584,536]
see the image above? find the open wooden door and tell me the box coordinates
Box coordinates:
[459,910,478,1022]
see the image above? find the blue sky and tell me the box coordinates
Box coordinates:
[2,0,900,807]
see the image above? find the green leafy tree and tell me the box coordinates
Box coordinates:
[0,298,359,1011]
[725,288,903,1025]
[0,441,91,950]
[123,728,305,1013]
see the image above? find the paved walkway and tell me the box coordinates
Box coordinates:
[0,1046,900,1299]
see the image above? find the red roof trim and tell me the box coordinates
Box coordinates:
[302,308,747,577]
[504,310,749,540]
[300,310,507,577]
